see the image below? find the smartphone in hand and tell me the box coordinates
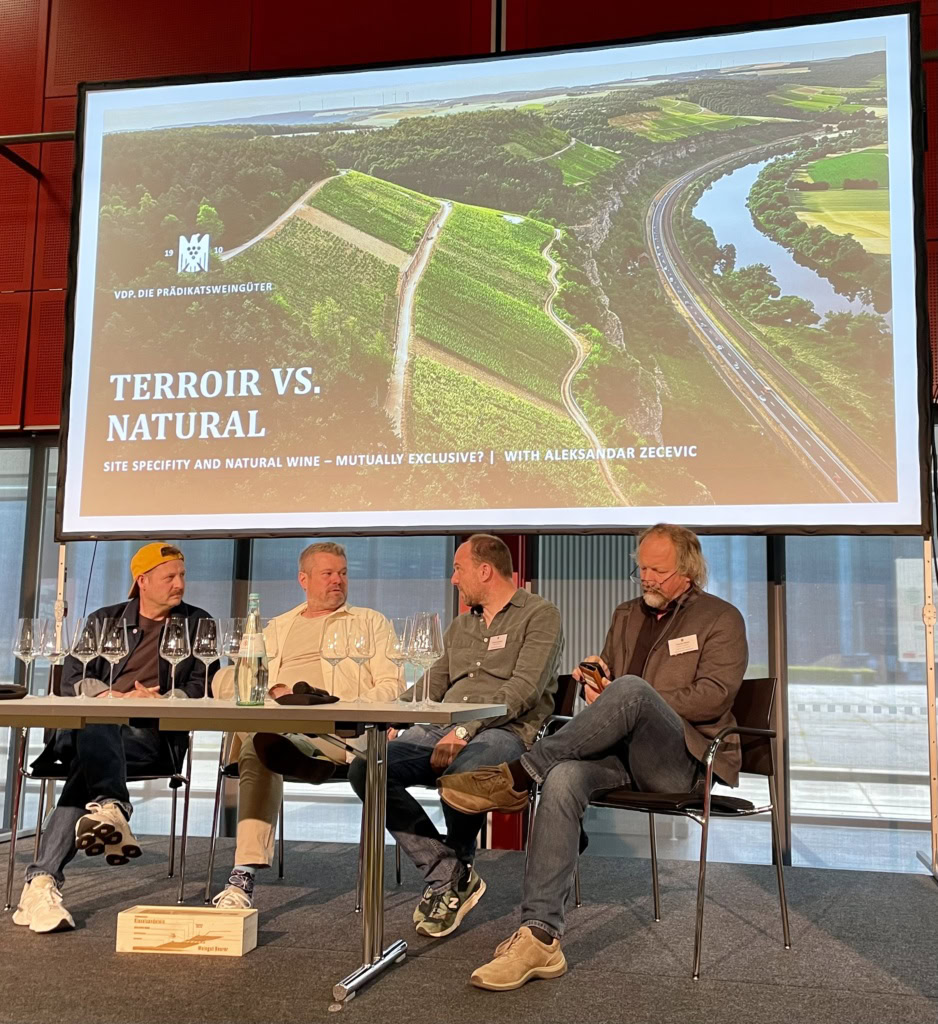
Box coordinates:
[578,661,605,688]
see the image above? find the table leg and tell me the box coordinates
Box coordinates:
[332,724,406,1003]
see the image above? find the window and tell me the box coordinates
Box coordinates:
[786,535,930,825]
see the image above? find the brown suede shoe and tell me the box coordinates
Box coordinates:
[438,763,530,814]
[471,927,567,991]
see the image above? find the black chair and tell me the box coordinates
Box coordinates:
[522,673,579,859]
[576,676,791,979]
[3,667,195,910]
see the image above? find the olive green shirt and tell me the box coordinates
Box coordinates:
[418,589,563,746]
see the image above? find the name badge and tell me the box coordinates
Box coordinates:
[668,634,698,656]
[487,634,508,650]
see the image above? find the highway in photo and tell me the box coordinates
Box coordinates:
[646,147,893,504]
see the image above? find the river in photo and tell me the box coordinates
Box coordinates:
[692,156,880,317]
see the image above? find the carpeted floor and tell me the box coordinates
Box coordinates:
[1,837,936,1024]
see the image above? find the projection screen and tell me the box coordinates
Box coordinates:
[59,10,927,537]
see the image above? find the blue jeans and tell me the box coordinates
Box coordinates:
[520,675,703,939]
[348,723,526,892]
[26,724,161,887]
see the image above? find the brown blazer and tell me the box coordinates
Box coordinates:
[600,588,748,786]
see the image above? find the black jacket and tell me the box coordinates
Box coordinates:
[60,597,218,699]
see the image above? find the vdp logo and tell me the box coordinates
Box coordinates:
[178,233,210,273]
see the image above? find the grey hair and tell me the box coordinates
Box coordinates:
[636,524,708,588]
[298,541,347,572]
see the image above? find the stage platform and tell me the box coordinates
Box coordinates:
[1,838,936,1023]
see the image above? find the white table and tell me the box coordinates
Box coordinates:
[0,695,507,1005]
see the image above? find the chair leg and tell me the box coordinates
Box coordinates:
[769,776,792,950]
[176,734,194,904]
[203,734,228,903]
[34,779,47,859]
[691,810,712,980]
[573,859,582,908]
[648,813,661,922]
[355,828,365,913]
[167,783,178,878]
[523,785,538,871]
[278,799,285,880]
[395,840,401,886]
[4,730,28,911]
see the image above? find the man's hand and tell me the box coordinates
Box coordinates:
[133,681,162,699]
[430,729,467,772]
[95,687,126,698]
[584,681,604,705]
[269,684,290,699]
[572,655,611,684]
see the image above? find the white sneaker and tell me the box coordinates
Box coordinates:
[212,885,254,910]
[75,801,141,865]
[12,876,75,933]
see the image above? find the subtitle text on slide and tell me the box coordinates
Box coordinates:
[101,446,699,474]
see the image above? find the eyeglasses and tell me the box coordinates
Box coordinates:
[629,565,680,586]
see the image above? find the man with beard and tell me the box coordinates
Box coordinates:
[439,524,748,990]
[349,534,563,940]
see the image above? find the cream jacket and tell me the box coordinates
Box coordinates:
[265,601,403,702]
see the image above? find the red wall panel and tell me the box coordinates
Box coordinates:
[23,291,66,429]
[250,0,492,72]
[0,0,48,134]
[0,146,40,292]
[929,242,938,398]
[33,97,77,292]
[0,294,32,428]
[506,0,763,50]
[45,0,251,97]
[925,61,937,241]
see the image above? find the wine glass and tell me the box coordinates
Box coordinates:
[386,616,412,702]
[221,617,245,662]
[12,617,41,695]
[191,617,220,700]
[319,619,348,698]
[98,618,129,700]
[408,611,444,709]
[70,617,100,690]
[347,616,375,702]
[39,617,71,697]
[160,615,191,700]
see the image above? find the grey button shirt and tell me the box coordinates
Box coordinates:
[417,589,563,746]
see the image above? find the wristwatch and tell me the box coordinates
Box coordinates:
[454,725,469,741]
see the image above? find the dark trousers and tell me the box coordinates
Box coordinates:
[25,724,164,886]
[349,724,526,892]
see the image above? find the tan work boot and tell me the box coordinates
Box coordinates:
[470,926,567,991]
[438,763,530,814]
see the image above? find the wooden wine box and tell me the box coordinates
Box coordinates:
[116,904,258,957]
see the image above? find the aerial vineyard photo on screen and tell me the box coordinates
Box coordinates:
[85,34,900,518]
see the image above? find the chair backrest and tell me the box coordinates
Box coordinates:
[732,676,776,777]
[553,674,578,717]
[51,664,64,696]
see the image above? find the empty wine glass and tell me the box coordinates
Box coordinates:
[347,616,375,702]
[386,616,412,702]
[191,617,220,699]
[39,617,71,697]
[221,617,245,661]
[160,615,191,700]
[319,619,348,698]
[70,617,100,690]
[12,617,41,695]
[98,618,129,700]
[408,611,443,709]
